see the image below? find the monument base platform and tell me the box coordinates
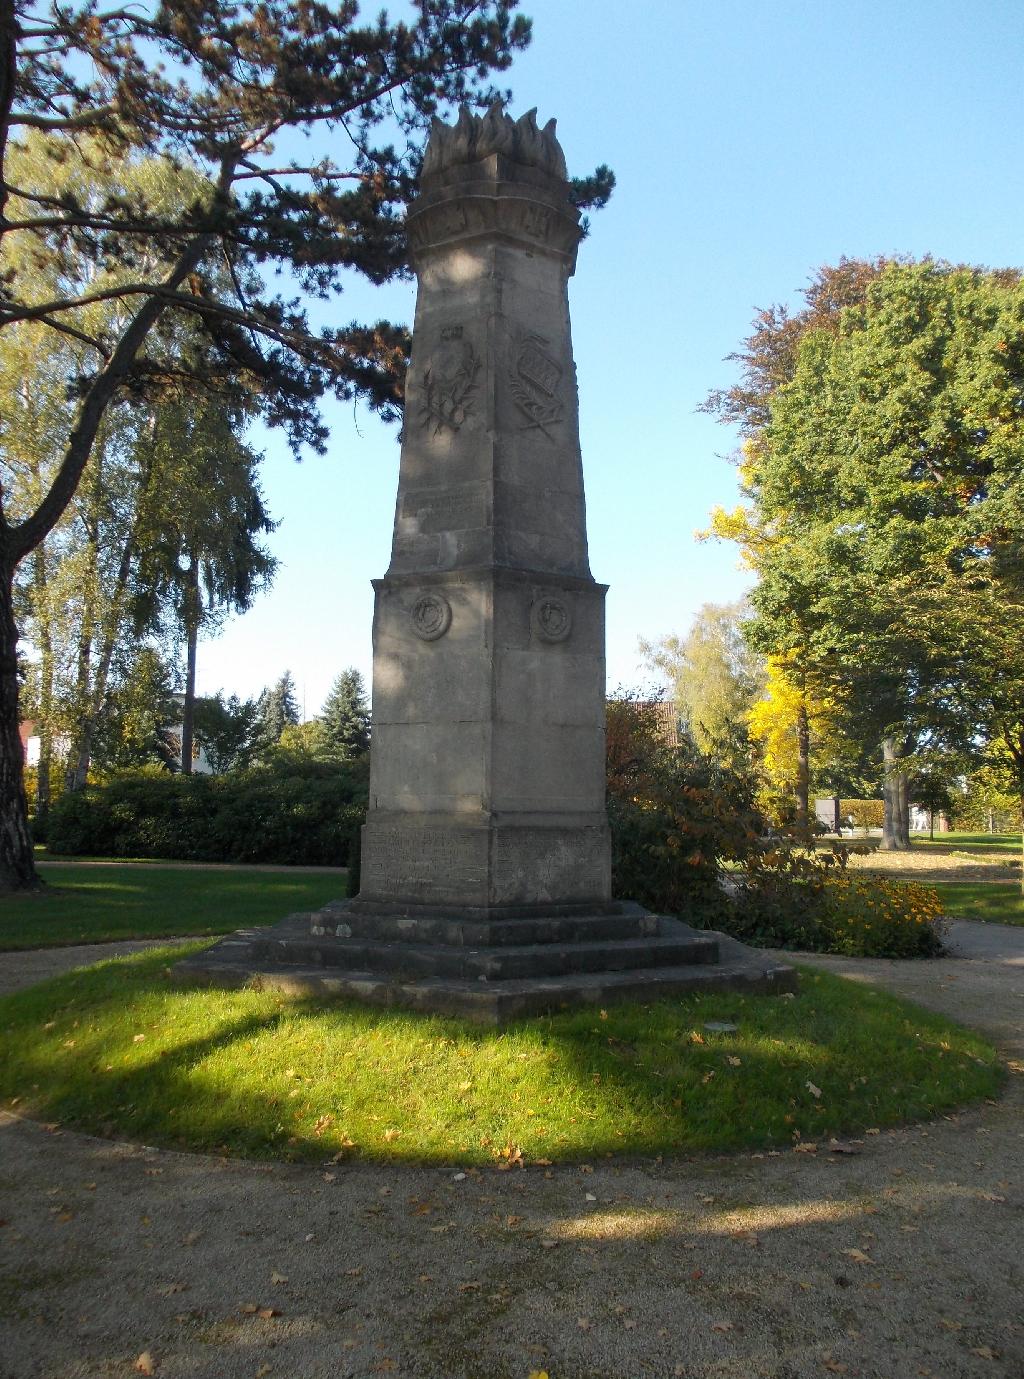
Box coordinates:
[173,902,798,1024]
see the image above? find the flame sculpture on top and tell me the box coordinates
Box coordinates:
[420,100,568,181]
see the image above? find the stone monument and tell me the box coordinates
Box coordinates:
[177,105,794,1020]
[355,103,609,917]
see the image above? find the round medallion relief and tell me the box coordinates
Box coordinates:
[531,595,572,643]
[410,592,452,641]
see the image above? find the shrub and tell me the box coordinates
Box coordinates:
[730,855,945,958]
[47,767,367,866]
[606,694,762,920]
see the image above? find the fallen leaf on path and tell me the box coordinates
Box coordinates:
[156,1282,186,1296]
[970,1347,998,1360]
[540,1238,559,1250]
[794,1143,818,1154]
[828,1141,862,1155]
[842,1249,873,1265]
[823,1361,848,1373]
[711,1321,734,1333]
[134,1353,156,1375]
[270,1272,287,1285]
[257,1307,280,1320]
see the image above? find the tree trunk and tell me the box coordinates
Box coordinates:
[180,558,200,775]
[64,501,99,792]
[0,559,41,890]
[794,696,811,842]
[63,523,138,790]
[65,623,94,792]
[880,737,911,850]
[31,544,55,828]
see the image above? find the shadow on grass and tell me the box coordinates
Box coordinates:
[0,946,1004,1165]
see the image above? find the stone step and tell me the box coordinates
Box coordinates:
[308,904,658,948]
[173,949,798,1024]
[247,932,719,981]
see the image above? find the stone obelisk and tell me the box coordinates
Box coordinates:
[353,104,611,918]
[175,107,797,1019]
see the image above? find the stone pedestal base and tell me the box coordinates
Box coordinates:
[174,902,798,1024]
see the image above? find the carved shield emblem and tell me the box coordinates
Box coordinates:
[510,330,564,436]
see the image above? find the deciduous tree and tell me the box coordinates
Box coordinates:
[640,601,763,763]
[707,259,1024,849]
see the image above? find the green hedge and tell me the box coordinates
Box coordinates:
[47,769,366,866]
[840,798,885,829]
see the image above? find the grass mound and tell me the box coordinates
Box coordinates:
[0,944,1002,1163]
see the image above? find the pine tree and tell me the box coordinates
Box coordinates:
[255,672,301,756]
[320,669,370,763]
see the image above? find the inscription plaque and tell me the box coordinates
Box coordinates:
[361,826,487,896]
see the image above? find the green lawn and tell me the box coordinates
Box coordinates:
[911,832,1022,854]
[0,864,348,950]
[929,881,1024,927]
[0,945,1001,1163]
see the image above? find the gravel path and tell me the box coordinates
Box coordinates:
[1,928,1022,1379]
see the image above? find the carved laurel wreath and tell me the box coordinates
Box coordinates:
[420,338,481,436]
[410,592,452,641]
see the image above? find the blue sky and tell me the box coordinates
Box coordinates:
[193,0,1024,716]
